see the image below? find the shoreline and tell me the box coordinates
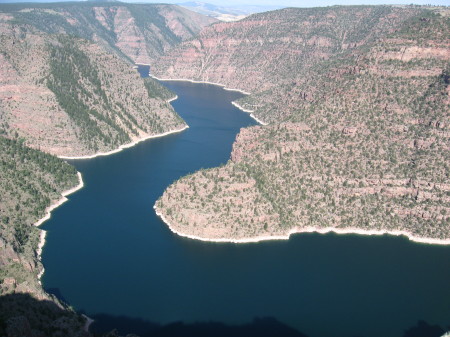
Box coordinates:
[135,64,268,126]
[154,204,450,246]
[230,101,268,126]
[82,314,94,332]
[34,171,84,282]
[59,124,187,160]
[151,75,252,96]
[150,74,269,126]
[167,95,178,103]
[34,172,85,228]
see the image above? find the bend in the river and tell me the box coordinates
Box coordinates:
[40,65,450,337]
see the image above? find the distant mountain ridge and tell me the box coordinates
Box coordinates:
[177,1,284,21]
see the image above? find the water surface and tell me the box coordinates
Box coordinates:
[42,66,450,337]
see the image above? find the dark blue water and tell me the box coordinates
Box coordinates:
[41,66,450,337]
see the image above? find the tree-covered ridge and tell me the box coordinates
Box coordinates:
[155,7,450,242]
[0,2,214,156]
[0,2,217,64]
[0,136,78,295]
[0,24,185,156]
[46,35,183,153]
[47,36,130,150]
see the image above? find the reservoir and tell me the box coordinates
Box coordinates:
[41,66,450,337]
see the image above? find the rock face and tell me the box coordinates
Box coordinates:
[91,4,217,64]
[155,6,450,243]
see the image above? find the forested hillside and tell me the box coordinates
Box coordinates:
[0,22,185,156]
[155,6,450,243]
[0,2,217,64]
[0,135,90,336]
[0,2,217,156]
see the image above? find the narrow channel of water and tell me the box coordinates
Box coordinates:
[41,66,450,337]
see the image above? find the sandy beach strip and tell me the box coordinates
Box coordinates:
[231,101,268,125]
[34,172,84,229]
[154,204,450,246]
[59,124,188,160]
[167,95,178,103]
[36,230,47,262]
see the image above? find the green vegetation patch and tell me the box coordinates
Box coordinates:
[46,35,130,151]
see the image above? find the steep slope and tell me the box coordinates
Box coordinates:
[154,7,450,243]
[0,2,218,156]
[0,23,185,157]
[0,137,78,297]
[0,2,217,64]
[153,6,428,122]
[0,136,90,336]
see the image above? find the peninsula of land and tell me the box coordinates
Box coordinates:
[154,5,450,244]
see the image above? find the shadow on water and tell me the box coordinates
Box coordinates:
[89,314,450,337]
[403,320,447,337]
[46,287,68,304]
[0,293,448,337]
[89,314,308,337]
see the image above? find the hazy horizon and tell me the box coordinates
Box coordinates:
[0,0,449,7]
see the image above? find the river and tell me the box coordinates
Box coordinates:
[41,65,450,337]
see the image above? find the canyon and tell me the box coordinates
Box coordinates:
[0,3,449,336]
